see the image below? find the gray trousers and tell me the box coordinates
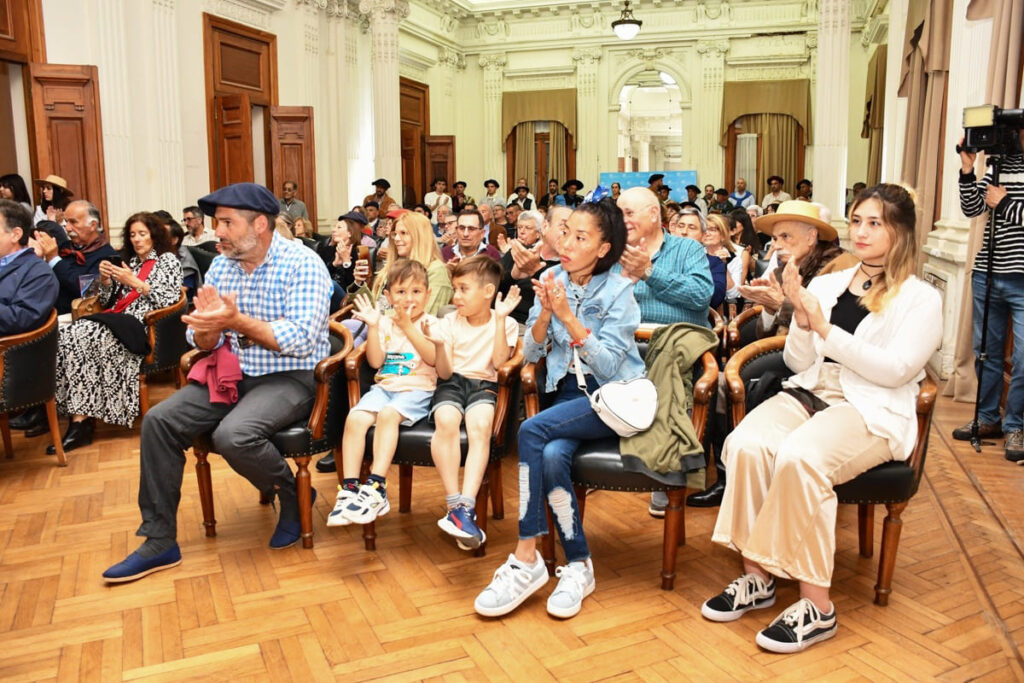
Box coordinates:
[136,370,316,542]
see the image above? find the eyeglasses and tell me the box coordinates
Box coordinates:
[456,225,482,233]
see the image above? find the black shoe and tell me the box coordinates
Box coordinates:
[25,420,52,438]
[701,573,776,622]
[10,406,45,431]
[47,418,94,455]
[315,452,336,473]
[952,419,1002,441]
[687,480,725,508]
[756,598,837,653]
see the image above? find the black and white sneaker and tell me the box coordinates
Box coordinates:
[701,572,776,622]
[756,598,837,654]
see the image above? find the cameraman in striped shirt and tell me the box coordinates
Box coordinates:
[955,127,1024,462]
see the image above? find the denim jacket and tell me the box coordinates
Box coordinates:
[524,268,646,393]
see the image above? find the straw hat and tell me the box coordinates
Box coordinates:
[34,174,73,196]
[755,200,837,242]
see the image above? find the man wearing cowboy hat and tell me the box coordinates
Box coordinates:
[101,182,332,584]
[479,179,505,210]
[363,178,396,216]
[555,179,584,208]
[505,177,535,208]
[509,183,534,211]
[761,175,793,208]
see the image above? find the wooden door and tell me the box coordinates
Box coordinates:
[213,94,253,187]
[26,63,107,221]
[0,0,46,63]
[269,105,316,226]
[424,135,455,191]
[399,78,429,207]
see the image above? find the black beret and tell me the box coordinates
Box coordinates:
[484,179,500,189]
[341,210,368,226]
[198,182,279,217]
[372,178,391,189]
[647,173,665,184]
[661,185,672,193]
[685,184,700,193]
[454,180,467,188]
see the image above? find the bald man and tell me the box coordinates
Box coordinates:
[614,187,713,327]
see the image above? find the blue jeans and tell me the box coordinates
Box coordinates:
[972,271,1024,431]
[517,377,615,563]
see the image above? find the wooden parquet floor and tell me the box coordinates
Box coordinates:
[2,376,1024,681]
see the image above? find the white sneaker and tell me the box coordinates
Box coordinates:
[341,483,391,524]
[546,559,595,618]
[326,486,357,527]
[474,552,550,617]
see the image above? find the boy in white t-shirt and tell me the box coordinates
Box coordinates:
[423,255,520,550]
[328,260,439,526]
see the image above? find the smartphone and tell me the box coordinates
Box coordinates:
[105,255,124,268]
[357,245,371,262]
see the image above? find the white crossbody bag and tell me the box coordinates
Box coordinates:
[572,346,657,437]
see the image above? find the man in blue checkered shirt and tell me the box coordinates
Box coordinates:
[103,183,332,584]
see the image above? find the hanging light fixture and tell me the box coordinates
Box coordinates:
[612,1,643,40]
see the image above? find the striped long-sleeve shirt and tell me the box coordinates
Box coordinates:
[960,153,1024,275]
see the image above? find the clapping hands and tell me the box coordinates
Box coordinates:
[494,285,521,317]
[351,293,381,328]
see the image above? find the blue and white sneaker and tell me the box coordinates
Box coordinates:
[326,486,357,528]
[341,482,391,524]
[437,504,485,549]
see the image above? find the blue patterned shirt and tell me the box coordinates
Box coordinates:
[187,232,332,376]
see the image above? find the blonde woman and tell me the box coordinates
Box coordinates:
[700,184,941,653]
[704,213,748,305]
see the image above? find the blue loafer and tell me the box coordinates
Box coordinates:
[102,544,182,583]
[269,488,317,549]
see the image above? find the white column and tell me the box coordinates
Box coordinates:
[695,40,728,186]
[922,0,992,378]
[437,47,466,135]
[96,0,135,234]
[479,53,507,184]
[359,0,408,190]
[637,135,651,171]
[881,0,908,183]
[572,48,602,186]
[812,0,851,230]
[151,0,185,213]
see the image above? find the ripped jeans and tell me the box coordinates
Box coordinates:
[517,376,616,563]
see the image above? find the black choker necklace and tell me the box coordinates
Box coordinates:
[858,263,883,291]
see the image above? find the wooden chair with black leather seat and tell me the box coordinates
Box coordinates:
[182,321,355,549]
[725,304,764,358]
[724,335,938,605]
[527,328,719,590]
[344,339,525,556]
[0,311,67,466]
[139,287,190,417]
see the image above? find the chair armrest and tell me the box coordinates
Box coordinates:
[143,288,187,327]
[0,310,57,354]
[724,335,787,428]
[345,343,369,410]
[330,303,354,323]
[726,305,762,355]
[521,357,547,419]
[307,322,356,440]
[491,340,525,443]
[690,351,718,443]
[907,369,938,473]
[180,348,210,376]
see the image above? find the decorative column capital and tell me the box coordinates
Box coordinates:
[358,0,409,22]
[297,0,328,9]
[478,53,507,72]
[696,39,730,59]
[438,46,466,70]
[572,47,602,67]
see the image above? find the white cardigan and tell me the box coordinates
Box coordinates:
[783,266,942,460]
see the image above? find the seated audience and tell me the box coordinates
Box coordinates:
[538,179,559,211]
[364,178,396,216]
[424,178,451,223]
[480,179,504,209]
[451,181,474,214]
[33,200,118,315]
[701,184,940,653]
[474,199,644,619]
[761,175,792,208]
[101,183,332,583]
[705,214,748,313]
[506,178,535,208]
[33,174,73,225]
[671,208,727,310]
[0,174,34,215]
[329,260,441,526]
[274,213,296,240]
[427,256,519,550]
[730,178,755,209]
[498,208,561,328]
[556,180,584,208]
[441,209,501,264]
[52,212,182,453]
[156,211,201,295]
[181,205,216,246]
[709,188,733,214]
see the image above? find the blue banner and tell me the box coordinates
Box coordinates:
[599,171,699,204]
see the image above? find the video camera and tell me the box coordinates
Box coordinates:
[957,105,1024,156]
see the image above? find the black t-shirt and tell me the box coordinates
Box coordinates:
[824,288,869,364]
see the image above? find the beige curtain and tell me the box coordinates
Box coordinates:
[502,90,576,147]
[739,113,801,199]
[862,45,887,186]
[549,121,569,190]
[720,80,813,145]
[946,0,1024,401]
[513,121,536,188]
[899,0,952,254]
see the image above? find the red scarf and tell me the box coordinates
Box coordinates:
[59,236,110,266]
[107,258,157,314]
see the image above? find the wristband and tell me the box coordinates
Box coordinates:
[569,329,591,348]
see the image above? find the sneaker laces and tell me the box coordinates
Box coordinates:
[723,573,767,607]
[484,557,531,601]
[552,563,589,602]
[769,598,820,645]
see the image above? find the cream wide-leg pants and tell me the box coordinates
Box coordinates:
[711,364,895,587]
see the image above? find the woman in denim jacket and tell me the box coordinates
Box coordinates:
[474,198,645,620]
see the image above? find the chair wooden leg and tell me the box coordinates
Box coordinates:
[474,476,489,557]
[175,368,184,389]
[193,444,216,537]
[858,503,875,558]
[661,488,686,590]
[295,456,314,549]
[0,413,12,459]
[542,505,557,577]
[139,374,150,417]
[399,464,413,513]
[875,501,907,606]
[489,459,504,520]
[573,484,587,523]
[45,400,66,467]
